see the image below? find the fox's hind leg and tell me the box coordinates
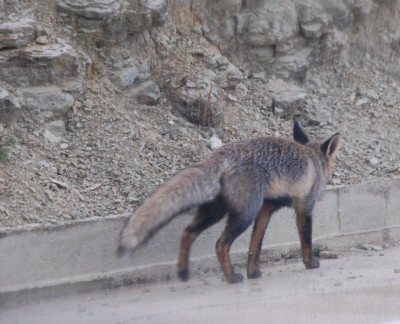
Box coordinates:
[295,203,320,269]
[216,169,264,283]
[178,196,227,281]
[247,197,291,278]
[216,203,263,284]
[247,202,277,279]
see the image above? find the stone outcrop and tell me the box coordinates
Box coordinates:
[204,55,243,89]
[0,43,82,91]
[57,0,126,46]
[0,86,21,125]
[57,0,122,19]
[171,76,226,127]
[22,86,75,120]
[125,0,168,34]
[57,0,168,46]
[0,0,173,129]
[0,34,83,125]
[0,0,400,130]
[126,80,161,106]
[195,0,376,79]
[266,79,307,112]
[0,17,37,49]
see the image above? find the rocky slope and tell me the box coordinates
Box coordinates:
[0,0,399,228]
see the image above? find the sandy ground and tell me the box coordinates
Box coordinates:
[2,245,400,324]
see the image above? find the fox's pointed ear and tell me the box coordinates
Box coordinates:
[293,121,309,144]
[321,133,342,159]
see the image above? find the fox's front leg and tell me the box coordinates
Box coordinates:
[295,208,320,269]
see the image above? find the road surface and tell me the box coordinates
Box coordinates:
[2,245,400,323]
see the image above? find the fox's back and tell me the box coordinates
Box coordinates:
[216,137,312,173]
[205,137,323,201]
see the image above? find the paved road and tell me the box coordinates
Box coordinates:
[2,246,400,324]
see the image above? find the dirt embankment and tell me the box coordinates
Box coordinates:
[0,0,399,228]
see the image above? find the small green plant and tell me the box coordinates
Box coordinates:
[312,245,323,258]
[0,136,15,161]
[0,149,6,160]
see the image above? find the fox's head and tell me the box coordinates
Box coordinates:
[293,121,342,184]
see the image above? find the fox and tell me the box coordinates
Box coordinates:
[118,121,342,284]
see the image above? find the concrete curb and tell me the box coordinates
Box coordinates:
[1,178,399,306]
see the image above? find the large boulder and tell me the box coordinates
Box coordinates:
[0,86,21,125]
[57,0,125,46]
[245,0,299,47]
[57,0,121,19]
[22,86,75,120]
[171,76,226,127]
[0,43,83,94]
[57,0,169,45]
[0,17,37,49]
[204,55,243,89]
[266,79,307,111]
[125,0,169,32]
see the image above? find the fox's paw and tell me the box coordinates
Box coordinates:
[247,269,262,279]
[305,258,320,269]
[228,273,244,284]
[178,268,189,282]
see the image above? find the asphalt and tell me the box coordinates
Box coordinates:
[2,178,400,303]
[2,245,400,324]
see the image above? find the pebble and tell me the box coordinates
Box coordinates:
[74,101,82,109]
[84,183,102,192]
[319,251,338,259]
[365,89,379,101]
[43,130,62,145]
[361,244,383,251]
[355,98,370,106]
[227,94,238,102]
[369,157,380,166]
[127,195,140,203]
[209,136,223,150]
[84,99,94,110]
[2,12,400,234]
[36,35,50,44]
[192,24,202,35]
[234,83,248,98]
[50,178,68,189]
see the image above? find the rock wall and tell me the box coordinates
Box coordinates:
[0,0,399,134]
[0,0,168,129]
[1,0,399,130]
[192,0,400,79]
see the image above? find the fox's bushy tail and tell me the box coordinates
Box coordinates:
[118,163,222,255]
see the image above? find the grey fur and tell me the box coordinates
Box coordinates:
[119,132,341,254]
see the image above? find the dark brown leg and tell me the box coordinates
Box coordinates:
[178,229,198,281]
[216,231,244,284]
[177,197,226,281]
[215,213,256,284]
[295,207,320,269]
[247,203,276,279]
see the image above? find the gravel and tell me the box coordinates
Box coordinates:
[0,23,399,229]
